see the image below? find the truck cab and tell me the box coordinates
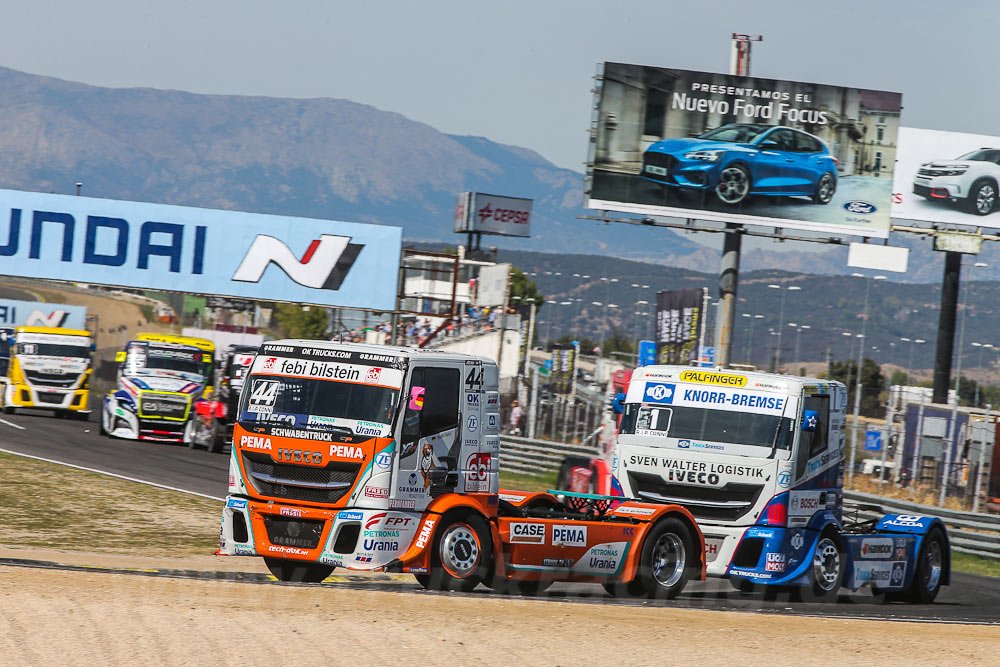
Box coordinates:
[219,340,705,598]
[1,326,93,418]
[614,366,950,602]
[102,337,208,443]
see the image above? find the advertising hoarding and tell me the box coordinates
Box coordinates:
[474,263,511,306]
[655,288,706,366]
[0,189,401,311]
[892,127,1000,225]
[587,62,902,238]
[550,344,576,394]
[454,192,532,238]
[0,299,87,329]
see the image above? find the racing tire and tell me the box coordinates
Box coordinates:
[99,412,108,435]
[3,406,14,415]
[795,531,844,603]
[904,527,947,604]
[602,578,646,598]
[208,424,225,454]
[263,557,334,583]
[635,517,694,600]
[502,579,553,596]
[715,164,751,206]
[965,178,997,216]
[812,172,836,204]
[418,512,492,592]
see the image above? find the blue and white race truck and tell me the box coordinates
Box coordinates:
[610,366,949,602]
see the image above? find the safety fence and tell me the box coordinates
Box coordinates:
[499,435,600,476]
[845,490,1000,559]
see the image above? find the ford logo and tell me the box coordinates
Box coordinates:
[843,200,877,214]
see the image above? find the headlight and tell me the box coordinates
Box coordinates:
[119,399,136,412]
[684,149,725,162]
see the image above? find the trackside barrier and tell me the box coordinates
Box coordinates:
[845,489,1000,560]
[498,436,599,476]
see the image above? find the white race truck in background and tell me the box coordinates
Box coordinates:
[0,326,94,419]
[605,366,950,602]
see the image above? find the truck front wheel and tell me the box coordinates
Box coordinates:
[416,513,492,592]
[904,527,946,603]
[796,532,843,602]
[634,517,693,600]
[263,557,334,583]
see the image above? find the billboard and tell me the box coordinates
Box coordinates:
[655,288,706,366]
[586,62,902,238]
[892,127,1000,225]
[454,192,532,238]
[474,263,511,306]
[550,344,576,394]
[0,189,401,311]
[0,299,87,329]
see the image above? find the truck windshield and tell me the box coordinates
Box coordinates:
[619,403,794,449]
[17,342,90,358]
[239,374,399,427]
[140,347,204,377]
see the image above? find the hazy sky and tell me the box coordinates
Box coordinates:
[6,1,999,173]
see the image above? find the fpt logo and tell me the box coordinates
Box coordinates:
[643,382,675,404]
[233,234,364,290]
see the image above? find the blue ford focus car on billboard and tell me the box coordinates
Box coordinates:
[641,123,838,206]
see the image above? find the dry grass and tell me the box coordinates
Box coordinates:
[846,474,972,512]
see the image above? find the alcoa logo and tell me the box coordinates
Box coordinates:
[843,200,877,215]
[233,234,363,290]
[644,382,675,404]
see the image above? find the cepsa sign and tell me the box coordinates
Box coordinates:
[0,189,401,310]
[453,192,532,238]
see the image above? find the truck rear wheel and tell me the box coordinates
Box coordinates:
[635,517,693,600]
[905,527,946,603]
[416,513,492,592]
[795,532,843,602]
[263,557,334,583]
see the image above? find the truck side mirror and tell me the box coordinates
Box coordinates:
[409,386,425,411]
[115,351,126,363]
[801,409,818,432]
[612,393,625,415]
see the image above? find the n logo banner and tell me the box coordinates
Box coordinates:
[233,235,363,290]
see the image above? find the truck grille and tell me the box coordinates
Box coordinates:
[627,471,763,522]
[36,391,66,404]
[242,451,360,503]
[25,371,78,387]
[139,393,190,419]
[261,515,325,549]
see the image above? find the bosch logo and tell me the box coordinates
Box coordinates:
[233,234,363,290]
[843,200,877,214]
[643,382,675,404]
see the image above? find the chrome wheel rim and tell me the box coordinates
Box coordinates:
[812,537,841,591]
[716,167,749,203]
[977,185,995,214]
[440,524,480,578]
[923,540,943,591]
[651,532,686,587]
[818,174,835,202]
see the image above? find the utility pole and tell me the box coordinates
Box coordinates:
[715,33,761,368]
[973,404,991,513]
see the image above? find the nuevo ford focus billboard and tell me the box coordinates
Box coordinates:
[586,63,902,238]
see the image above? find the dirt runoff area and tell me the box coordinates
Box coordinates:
[0,552,997,667]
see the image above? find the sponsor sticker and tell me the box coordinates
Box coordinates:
[226,498,247,510]
[374,452,392,469]
[389,499,416,509]
[279,507,303,518]
[467,414,479,432]
[614,505,657,516]
[679,370,747,387]
[859,537,894,559]
[364,487,389,498]
[551,525,587,547]
[509,522,545,544]
[643,382,675,404]
[338,511,364,521]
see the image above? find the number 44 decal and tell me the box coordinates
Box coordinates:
[465,366,484,390]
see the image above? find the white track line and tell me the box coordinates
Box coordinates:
[0,418,27,430]
[0,447,225,502]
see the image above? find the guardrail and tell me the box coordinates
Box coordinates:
[845,490,1000,559]
[499,435,599,476]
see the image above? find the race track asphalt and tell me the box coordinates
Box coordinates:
[2,408,999,624]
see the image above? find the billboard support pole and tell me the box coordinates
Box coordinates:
[932,252,961,403]
[715,34,760,368]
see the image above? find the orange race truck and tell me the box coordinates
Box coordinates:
[217,340,705,597]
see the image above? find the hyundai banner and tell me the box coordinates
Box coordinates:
[892,127,1000,226]
[0,298,87,329]
[586,63,901,238]
[655,288,706,366]
[0,189,401,310]
[454,192,532,238]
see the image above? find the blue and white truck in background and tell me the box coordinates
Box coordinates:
[610,366,950,602]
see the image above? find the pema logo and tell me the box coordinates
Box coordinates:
[233,234,363,290]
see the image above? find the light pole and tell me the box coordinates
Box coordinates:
[900,337,926,386]
[789,323,810,372]
[741,313,764,365]
[971,342,995,407]
[767,284,800,371]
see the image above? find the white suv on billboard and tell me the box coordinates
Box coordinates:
[913,148,1000,215]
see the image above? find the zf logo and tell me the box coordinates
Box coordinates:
[233,234,364,290]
